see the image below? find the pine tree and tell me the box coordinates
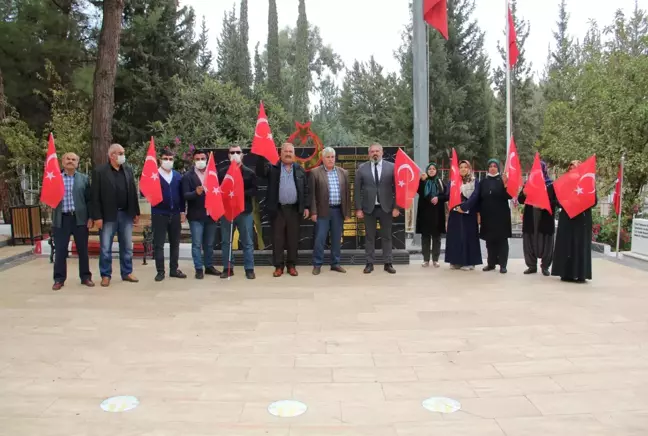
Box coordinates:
[253,42,265,90]
[216,5,239,85]
[237,0,252,94]
[267,0,281,98]
[197,15,213,74]
[544,0,575,102]
[292,0,310,121]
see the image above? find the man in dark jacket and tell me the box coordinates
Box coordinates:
[181,149,221,279]
[91,143,140,287]
[152,149,187,281]
[51,152,94,290]
[256,142,309,277]
[219,145,257,280]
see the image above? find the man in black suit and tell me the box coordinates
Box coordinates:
[91,143,140,287]
[181,149,222,279]
[256,143,309,277]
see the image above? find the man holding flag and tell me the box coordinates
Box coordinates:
[309,147,351,275]
[219,145,257,280]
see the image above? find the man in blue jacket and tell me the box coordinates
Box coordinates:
[151,149,187,281]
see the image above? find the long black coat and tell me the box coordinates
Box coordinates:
[518,184,557,235]
[415,178,446,236]
[551,197,596,281]
[477,175,512,241]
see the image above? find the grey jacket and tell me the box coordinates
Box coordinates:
[52,171,92,228]
[354,160,396,214]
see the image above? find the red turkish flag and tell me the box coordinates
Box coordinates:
[394,149,421,209]
[504,136,523,197]
[250,101,279,164]
[40,133,65,208]
[508,7,519,67]
[424,0,448,39]
[613,162,622,215]
[221,163,245,221]
[448,148,462,209]
[523,153,552,214]
[138,137,163,206]
[204,152,225,221]
[553,155,597,218]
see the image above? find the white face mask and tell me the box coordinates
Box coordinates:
[194,160,206,170]
[161,161,173,171]
[117,155,126,165]
[230,153,242,164]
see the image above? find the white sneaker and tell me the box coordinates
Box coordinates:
[460,266,474,271]
[433,262,440,268]
[422,261,430,267]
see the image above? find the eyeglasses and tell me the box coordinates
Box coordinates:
[229,151,242,155]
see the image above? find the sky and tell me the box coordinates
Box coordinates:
[181,0,645,80]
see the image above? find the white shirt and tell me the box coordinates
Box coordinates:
[158,168,173,184]
[195,168,206,185]
[372,160,383,204]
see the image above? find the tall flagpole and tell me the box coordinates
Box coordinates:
[616,154,625,257]
[505,0,512,158]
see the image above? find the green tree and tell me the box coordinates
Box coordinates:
[266,0,281,98]
[216,5,239,85]
[543,0,576,102]
[253,42,265,90]
[197,15,213,74]
[292,0,310,121]
[237,0,252,94]
[311,75,357,146]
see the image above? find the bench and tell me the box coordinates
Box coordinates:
[49,216,153,265]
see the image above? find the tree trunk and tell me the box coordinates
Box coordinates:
[0,66,12,222]
[91,0,125,166]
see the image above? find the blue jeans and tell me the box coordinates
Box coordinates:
[221,213,254,271]
[312,207,343,267]
[99,210,134,279]
[189,218,217,271]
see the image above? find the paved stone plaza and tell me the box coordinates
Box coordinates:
[1,256,648,435]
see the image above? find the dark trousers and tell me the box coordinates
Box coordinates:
[421,234,442,263]
[364,206,393,264]
[53,214,91,283]
[486,238,509,268]
[272,205,299,269]
[152,213,181,274]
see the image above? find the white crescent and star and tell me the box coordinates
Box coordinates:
[145,156,156,163]
[397,164,415,182]
[46,154,58,164]
[223,174,235,185]
[507,152,517,171]
[575,172,596,195]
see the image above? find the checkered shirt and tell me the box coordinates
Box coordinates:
[62,172,75,212]
[326,167,341,206]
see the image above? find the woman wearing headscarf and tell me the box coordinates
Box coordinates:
[444,160,482,270]
[551,160,596,283]
[477,159,512,273]
[518,160,557,276]
[416,163,447,267]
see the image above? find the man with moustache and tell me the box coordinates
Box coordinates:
[256,143,310,277]
[355,143,399,274]
[51,152,94,290]
[92,144,141,287]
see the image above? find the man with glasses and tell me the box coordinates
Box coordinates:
[151,149,186,281]
[182,149,221,279]
[219,145,258,279]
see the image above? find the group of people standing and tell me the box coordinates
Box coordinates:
[415,157,594,282]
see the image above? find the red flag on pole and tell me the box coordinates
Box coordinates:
[448,148,462,209]
[139,137,163,206]
[553,155,597,218]
[508,7,519,67]
[504,136,523,197]
[250,101,279,164]
[423,0,448,39]
[523,153,552,214]
[613,162,622,215]
[40,133,65,208]
[221,163,245,221]
[394,149,421,209]
[204,152,225,221]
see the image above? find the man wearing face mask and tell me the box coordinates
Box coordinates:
[219,145,258,280]
[151,149,187,281]
[182,149,221,279]
[91,143,141,287]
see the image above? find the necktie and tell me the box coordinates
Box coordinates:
[374,163,380,204]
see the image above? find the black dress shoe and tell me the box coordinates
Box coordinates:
[384,264,396,274]
[170,270,186,278]
[483,265,496,272]
[331,265,347,273]
[195,269,204,279]
[363,263,374,274]
[245,270,256,279]
[541,268,550,276]
[205,266,222,276]
[155,272,165,282]
[500,267,507,274]
[524,268,537,275]
[312,266,321,275]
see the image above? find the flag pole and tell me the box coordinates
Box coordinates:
[505,0,512,159]
[615,154,625,258]
[228,220,234,280]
